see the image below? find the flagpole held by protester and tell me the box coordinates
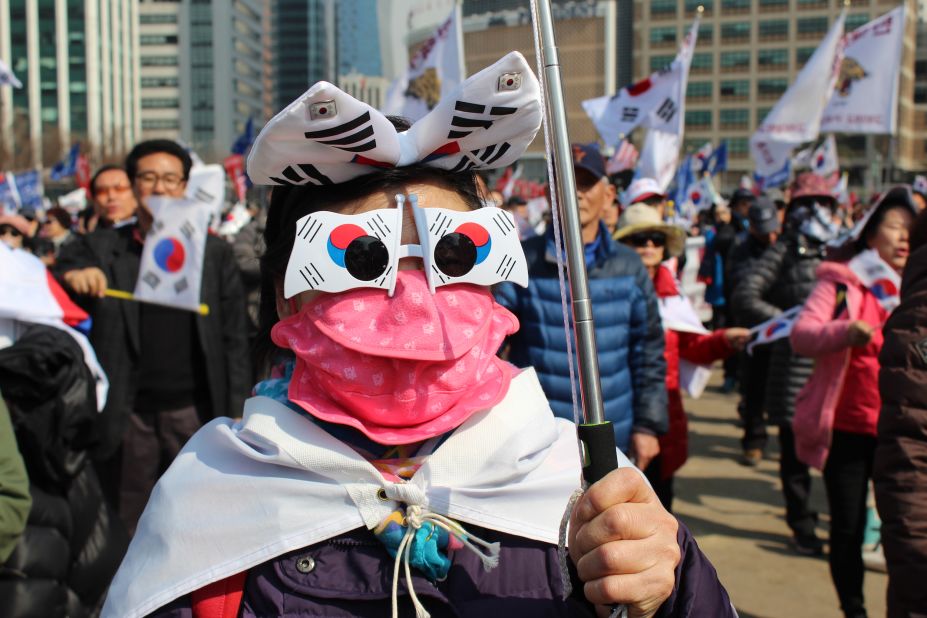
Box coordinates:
[102,288,210,316]
[528,0,616,484]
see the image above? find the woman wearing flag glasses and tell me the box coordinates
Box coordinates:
[101,53,733,618]
[790,186,917,618]
[615,205,750,511]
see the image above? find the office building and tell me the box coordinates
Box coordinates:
[139,0,182,142]
[0,0,140,169]
[273,0,335,112]
[181,0,264,160]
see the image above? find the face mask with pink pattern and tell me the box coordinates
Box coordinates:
[271,270,520,445]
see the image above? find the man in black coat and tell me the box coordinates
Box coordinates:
[726,197,780,466]
[56,140,251,533]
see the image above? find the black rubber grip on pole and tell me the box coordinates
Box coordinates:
[578,421,618,484]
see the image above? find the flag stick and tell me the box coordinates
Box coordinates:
[529,0,617,484]
[104,288,210,316]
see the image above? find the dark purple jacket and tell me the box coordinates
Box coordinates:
[150,521,733,617]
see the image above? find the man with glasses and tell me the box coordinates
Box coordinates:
[56,140,250,534]
[495,143,668,469]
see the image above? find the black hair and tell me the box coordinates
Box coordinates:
[855,186,915,254]
[89,164,126,194]
[78,205,97,228]
[125,139,193,182]
[252,117,482,375]
[45,207,72,230]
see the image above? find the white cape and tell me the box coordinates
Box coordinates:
[103,368,634,618]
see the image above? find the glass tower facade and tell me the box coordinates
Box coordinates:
[0,0,139,168]
[336,0,382,77]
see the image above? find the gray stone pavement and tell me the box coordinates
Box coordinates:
[675,378,887,618]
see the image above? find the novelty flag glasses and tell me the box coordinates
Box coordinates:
[284,194,529,299]
[246,52,542,186]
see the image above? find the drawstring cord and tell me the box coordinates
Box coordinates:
[390,504,501,618]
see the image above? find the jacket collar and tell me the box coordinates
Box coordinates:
[543,220,617,268]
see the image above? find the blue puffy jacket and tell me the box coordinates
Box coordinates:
[495,228,668,452]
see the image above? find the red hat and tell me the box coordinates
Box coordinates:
[789,172,835,201]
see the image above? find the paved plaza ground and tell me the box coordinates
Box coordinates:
[676,377,887,618]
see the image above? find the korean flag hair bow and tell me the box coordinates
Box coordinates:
[246,51,542,186]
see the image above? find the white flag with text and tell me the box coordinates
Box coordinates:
[751,11,845,176]
[821,6,904,135]
[133,197,211,313]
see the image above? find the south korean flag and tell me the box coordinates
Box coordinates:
[284,207,403,299]
[848,248,901,312]
[412,199,529,293]
[133,197,211,313]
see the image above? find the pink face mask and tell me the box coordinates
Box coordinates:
[271,270,519,444]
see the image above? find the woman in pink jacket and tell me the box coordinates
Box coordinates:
[790,186,916,618]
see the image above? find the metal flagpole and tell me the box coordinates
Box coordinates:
[529,0,617,484]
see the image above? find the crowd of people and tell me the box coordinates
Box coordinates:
[1,55,926,618]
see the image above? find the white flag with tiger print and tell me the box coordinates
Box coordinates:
[820,6,905,135]
[383,5,463,122]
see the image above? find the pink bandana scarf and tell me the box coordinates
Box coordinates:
[271,271,519,444]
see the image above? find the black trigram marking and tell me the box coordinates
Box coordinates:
[447,101,519,139]
[449,142,511,172]
[376,265,393,287]
[495,254,517,280]
[431,263,449,285]
[656,98,677,123]
[194,188,214,204]
[492,211,515,236]
[304,111,376,153]
[364,212,392,241]
[154,220,165,233]
[180,221,195,240]
[297,217,323,242]
[428,211,453,239]
[621,106,639,122]
[174,277,189,294]
[270,164,333,186]
[298,263,325,289]
[142,271,161,289]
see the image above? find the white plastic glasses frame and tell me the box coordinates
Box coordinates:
[284,194,529,299]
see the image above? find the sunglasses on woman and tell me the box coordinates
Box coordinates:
[624,231,667,248]
[0,224,23,238]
